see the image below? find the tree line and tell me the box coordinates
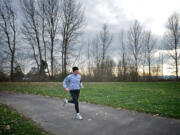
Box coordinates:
[0,0,179,82]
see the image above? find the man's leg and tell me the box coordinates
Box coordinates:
[77,90,80,99]
[74,90,83,119]
[68,90,79,113]
[75,90,80,113]
[68,90,83,119]
[68,91,75,104]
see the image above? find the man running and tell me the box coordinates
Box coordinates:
[62,67,84,120]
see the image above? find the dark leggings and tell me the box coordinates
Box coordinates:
[68,90,80,113]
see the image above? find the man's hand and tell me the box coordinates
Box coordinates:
[65,88,69,92]
[81,85,84,88]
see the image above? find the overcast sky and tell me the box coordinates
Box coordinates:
[77,0,180,75]
[13,0,180,75]
[80,0,180,36]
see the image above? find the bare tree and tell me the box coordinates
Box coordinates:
[21,0,59,77]
[119,29,127,80]
[21,0,43,74]
[38,0,50,76]
[91,36,101,81]
[45,0,60,76]
[142,56,146,80]
[99,24,113,80]
[103,57,116,81]
[86,40,93,77]
[99,24,113,63]
[0,0,17,81]
[43,0,60,77]
[90,24,113,81]
[60,0,85,77]
[164,12,180,80]
[143,31,156,80]
[127,20,144,80]
[21,24,40,69]
[160,53,164,76]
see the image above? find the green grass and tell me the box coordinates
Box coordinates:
[0,103,48,135]
[0,82,180,119]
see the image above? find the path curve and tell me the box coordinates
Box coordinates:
[0,91,180,135]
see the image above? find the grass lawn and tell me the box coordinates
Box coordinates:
[0,82,180,119]
[0,103,48,135]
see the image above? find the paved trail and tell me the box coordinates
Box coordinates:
[0,91,180,135]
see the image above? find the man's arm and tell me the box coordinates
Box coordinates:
[63,75,69,89]
[80,78,84,88]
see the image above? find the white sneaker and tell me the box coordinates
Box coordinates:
[75,113,83,120]
[63,98,68,106]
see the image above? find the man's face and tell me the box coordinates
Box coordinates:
[74,70,79,75]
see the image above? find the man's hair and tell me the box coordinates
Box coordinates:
[72,67,79,72]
